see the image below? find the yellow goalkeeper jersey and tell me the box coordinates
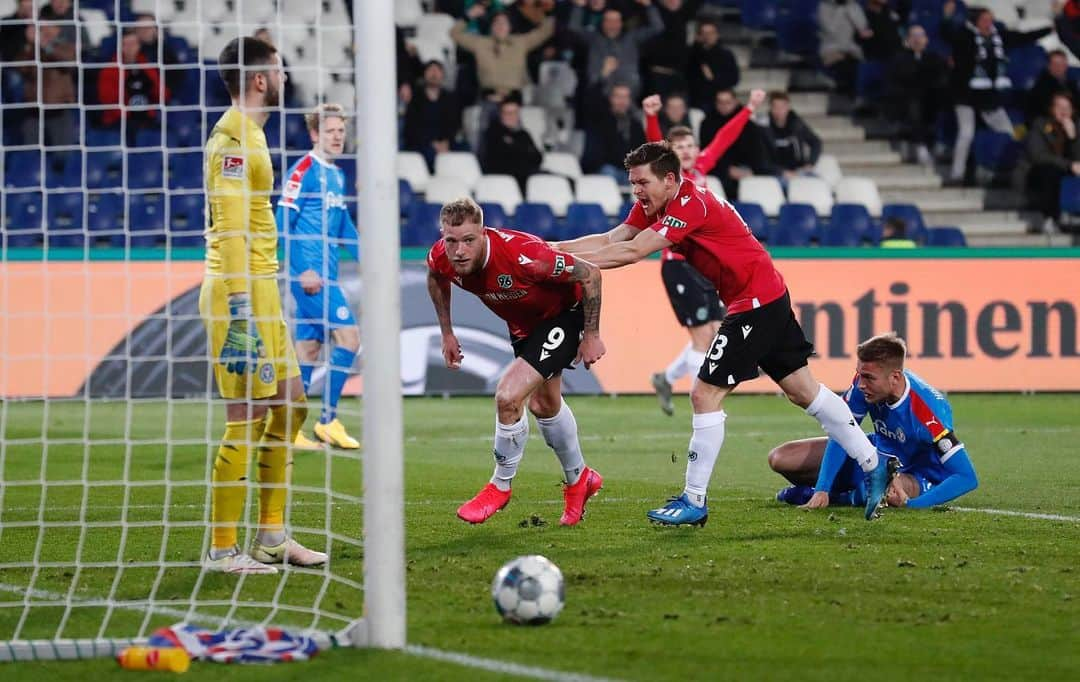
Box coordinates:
[203,106,278,294]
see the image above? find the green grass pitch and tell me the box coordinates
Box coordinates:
[2,393,1078,680]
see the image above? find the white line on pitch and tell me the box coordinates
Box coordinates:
[951,507,1080,522]
[0,582,231,628]
[405,644,622,682]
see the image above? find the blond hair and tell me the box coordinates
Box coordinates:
[305,103,347,133]
[439,196,484,228]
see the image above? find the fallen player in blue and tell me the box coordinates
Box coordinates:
[769,333,978,515]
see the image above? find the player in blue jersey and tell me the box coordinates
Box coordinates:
[768,333,978,514]
[276,103,361,450]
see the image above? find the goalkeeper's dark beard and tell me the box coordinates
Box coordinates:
[263,81,280,110]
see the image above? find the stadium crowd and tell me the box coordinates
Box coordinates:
[1,0,1079,247]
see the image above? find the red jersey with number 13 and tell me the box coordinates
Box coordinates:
[427,227,582,339]
[624,178,786,314]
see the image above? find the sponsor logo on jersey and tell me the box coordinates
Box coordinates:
[324,191,347,210]
[497,274,513,289]
[283,180,301,200]
[873,419,907,443]
[222,155,245,178]
[661,215,687,229]
[482,290,528,302]
[553,255,566,277]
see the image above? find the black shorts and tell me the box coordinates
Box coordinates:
[511,304,585,380]
[661,259,725,327]
[697,290,814,388]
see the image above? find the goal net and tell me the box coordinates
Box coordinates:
[0,0,403,660]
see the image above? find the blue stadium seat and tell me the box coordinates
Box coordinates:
[829,203,874,244]
[775,0,819,55]
[400,178,416,219]
[1061,176,1080,215]
[514,202,558,239]
[732,201,768,242]
[856,61,887,100]
[167,35,196,64]
[337,158,357,199]
[123,194,166,247]
[479,201,509,228]
[403,202,442,247]
[563,202,609,240]
[4,150,43,188]
[168,151,203,190]
[285,114,308,149]
[165,109,202,147]
[203,61,231,107]
[925,226,967,247]
[127,151,165,190]
[174,66,202,105]
[1006,45,1047,93]
[619,198,636,221]
[85,126,122,148]
[168,193,205,247]
[46,191,85,247]
[881,203,927,244]
[973,130,1021,175]
[88,192,123,240]
[740,0,778,30]
[820,222,861,247]
[771,204,818,246]
[3,191,43,246]
[133,127,165,148]
[86,150,123,189]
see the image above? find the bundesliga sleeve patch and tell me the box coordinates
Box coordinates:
[661,215,687,229]
[221,155,245,179]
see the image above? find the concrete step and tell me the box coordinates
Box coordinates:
[802,114,866,135]
[862,173,942,190]
[731,45,752,69]
[818,127,866,142]
[824,140,893,155]
[741,68,791,91]
[830,150,903,165]
[740,90,829,115]
[965,233,1073,247]
[882,188,985,211]
[922,210,1029,233]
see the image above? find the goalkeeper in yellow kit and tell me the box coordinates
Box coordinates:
[199,37,327,574]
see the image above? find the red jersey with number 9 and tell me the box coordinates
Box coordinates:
[624,178,786,314]
[427,227,583,339]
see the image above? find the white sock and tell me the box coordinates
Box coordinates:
[683,410,726,507]
[685,347,706,377]
[664,342,692,384]
[534,400,586,484]
[491,413,529,491]
[805,383,879,472]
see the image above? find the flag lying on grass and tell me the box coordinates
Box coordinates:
[148,623,321,663]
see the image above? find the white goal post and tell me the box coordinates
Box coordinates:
[0,0,403,660]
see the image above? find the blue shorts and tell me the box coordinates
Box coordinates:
[291,283,357,343]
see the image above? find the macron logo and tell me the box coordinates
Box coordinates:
[518,254,533,265]
[680,195,691,206]
[708,362,718,374]
[741,324,752,339]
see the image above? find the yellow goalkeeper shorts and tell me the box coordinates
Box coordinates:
[199,276,300,400]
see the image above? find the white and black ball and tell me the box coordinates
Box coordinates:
[491,555,564,625]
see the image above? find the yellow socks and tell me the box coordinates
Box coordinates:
[211,417,267,551]
[257,401,307,542]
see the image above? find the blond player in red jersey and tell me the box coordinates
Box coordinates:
[427,197,607,526]
[555,143,891,526]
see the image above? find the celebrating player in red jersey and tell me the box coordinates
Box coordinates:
[427,197,606,526]
[556,143,891,526]
[640,89,765,416]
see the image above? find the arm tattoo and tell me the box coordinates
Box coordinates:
[568,259,602,334]
[426,270,454,335]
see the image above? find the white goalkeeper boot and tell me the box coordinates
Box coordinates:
[251,537,328,567]
[204,546,279,575]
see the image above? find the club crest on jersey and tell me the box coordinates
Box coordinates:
[497,274,513,288]
[259,362,276,384]
[553,254,566,277]
[661,215,687,229]
[222,155,245,178]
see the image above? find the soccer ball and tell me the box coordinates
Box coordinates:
[491,555,564,625]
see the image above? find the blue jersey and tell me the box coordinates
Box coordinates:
[816,369,978,508]
[275,151,359,284]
